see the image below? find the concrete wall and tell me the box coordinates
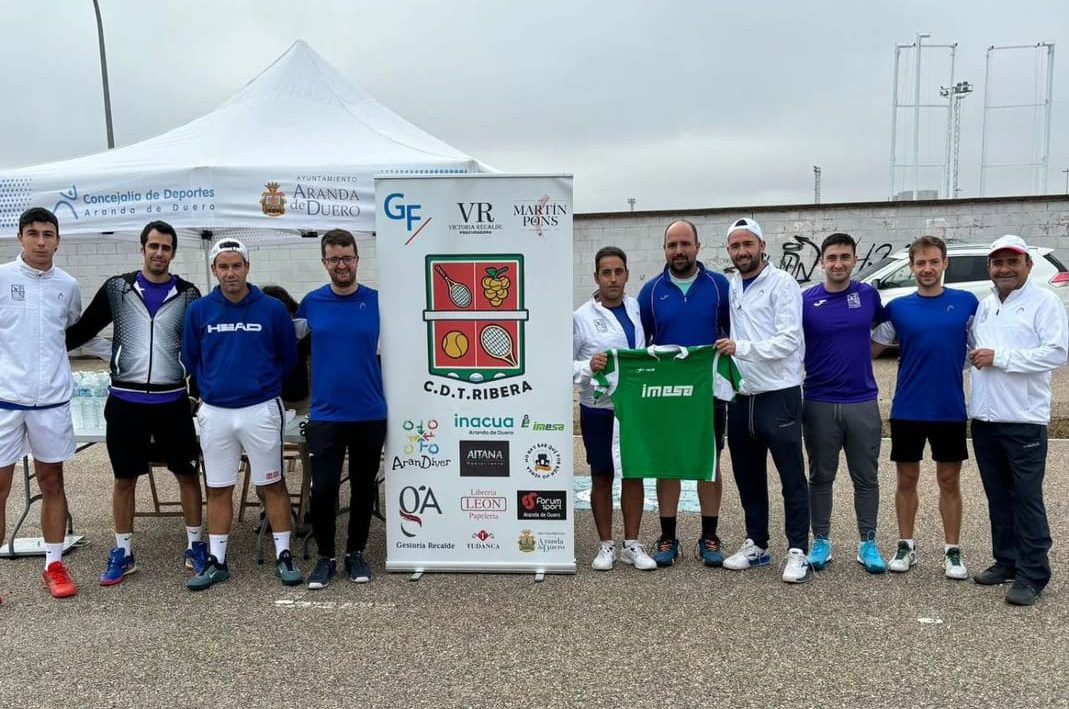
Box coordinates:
[573,194,1069,307]
[4,194,1067,311]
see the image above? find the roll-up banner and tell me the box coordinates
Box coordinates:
[376,174,575,575]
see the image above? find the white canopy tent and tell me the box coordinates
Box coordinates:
[0,39,491,282]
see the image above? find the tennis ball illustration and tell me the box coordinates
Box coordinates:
[442,330,469,359]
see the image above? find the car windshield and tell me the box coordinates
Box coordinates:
[856,256,897,281]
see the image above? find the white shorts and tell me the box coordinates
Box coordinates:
[197,399,284,488]
[0,404,76,467]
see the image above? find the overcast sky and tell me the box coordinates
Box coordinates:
[1,1,1066,213]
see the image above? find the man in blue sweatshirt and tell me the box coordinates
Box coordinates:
[637,219,731,567]
[181,239,302,590]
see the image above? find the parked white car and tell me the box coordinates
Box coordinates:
[858,242,1069,309]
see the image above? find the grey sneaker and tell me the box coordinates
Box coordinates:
[187,555,230,591]
[275,550,304,586]
[887,541,917,573]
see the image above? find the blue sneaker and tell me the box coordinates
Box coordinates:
[696,535,725,567]
[99,547,136,586]
[653,537,680,567]
[184,541,209,575]
[857,538,887,574]
[808,536,833,570]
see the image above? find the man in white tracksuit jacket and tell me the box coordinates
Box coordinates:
[714,218,812,584]
[573,245,656,572]
[967,234,1069,606]
[0,207,82,601]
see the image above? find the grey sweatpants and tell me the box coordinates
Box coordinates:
[802,399,882,540]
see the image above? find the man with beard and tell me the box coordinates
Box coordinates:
[296,229,387,588]
[637,219,730,567]
[871,235,978,580]
[800,232,887,574]
[714,218,812,584]
[66,220,205,585]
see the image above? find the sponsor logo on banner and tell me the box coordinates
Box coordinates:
[512,194,568,237]
[454,414,515,436]
[392,418,452,471]
[461,489,507,520]
[450,202,502,236]
[459,441,509,477]
[524,443,561,480]
[520,414,566,432]
[397,485,441,538]
[383,192,429,242]
[467,529,501,550]
[422,254,532,394]
[290,175,362,218]
[537,531,567,553]
[517,490,567,521]
[260,182,286,217]
[52,184,218,221]
[517,529,536,553]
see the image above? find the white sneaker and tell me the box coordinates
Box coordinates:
[944,547,968,580]
[723,538,772,570]
[620,542,657,571]
[888,540,917,572]
[591,543,616,571]
[782,547,813,583]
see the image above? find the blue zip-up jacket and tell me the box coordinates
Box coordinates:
[638,261,730,346]
[181,284,296,408]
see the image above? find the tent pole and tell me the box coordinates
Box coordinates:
[200,230,213,292]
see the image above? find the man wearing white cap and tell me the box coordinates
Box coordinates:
[181,239,303,590]
[715,218,812,584]
[968,234,1068,606]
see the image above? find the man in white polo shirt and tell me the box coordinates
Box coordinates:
[968,234,1068,606]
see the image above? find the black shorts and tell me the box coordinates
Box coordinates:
[104,395,200,479]
[889,419,968,463]
[579,401,726,477]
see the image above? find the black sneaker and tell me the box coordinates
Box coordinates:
[307,557,337,590]
[1005,581,1040,606]
[973,564,1015,586]
[345,551,372,583]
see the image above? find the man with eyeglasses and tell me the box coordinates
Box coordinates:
[181,239,302,590]
[296,229,387,588]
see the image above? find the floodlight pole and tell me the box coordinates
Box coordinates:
[92,0,115,149]
[912,32,931,200]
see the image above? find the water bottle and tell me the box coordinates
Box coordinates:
[72,372,91,432]
[91,372,109,431]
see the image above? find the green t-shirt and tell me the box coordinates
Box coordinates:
[593,345,742,481]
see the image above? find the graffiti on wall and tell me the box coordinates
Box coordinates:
[777,236,894,284]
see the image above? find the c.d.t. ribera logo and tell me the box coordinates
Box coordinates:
[459,440,509,477]
[517,490,567,521]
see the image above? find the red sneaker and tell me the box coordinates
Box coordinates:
[43,561,78,598]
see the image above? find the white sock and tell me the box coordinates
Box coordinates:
[115,532,133,555]
[209,534,228,564]
[624,539,639,549]
[945,543,960,553]
[186,526,202,549]
[44,543,64,567]
[599,539,614,549]
[272,531,291,558]
[901,538,915,550]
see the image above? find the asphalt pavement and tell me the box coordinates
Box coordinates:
[1,433,1066,709]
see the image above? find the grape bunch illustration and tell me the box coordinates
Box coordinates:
[481,266,511,307]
